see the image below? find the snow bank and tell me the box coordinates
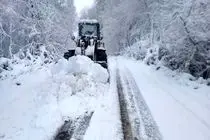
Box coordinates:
[79,19,98,24]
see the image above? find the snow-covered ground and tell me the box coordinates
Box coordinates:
[1,56,210,140]
[117,56,210,140]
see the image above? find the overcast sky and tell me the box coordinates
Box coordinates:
[74,0,95,14]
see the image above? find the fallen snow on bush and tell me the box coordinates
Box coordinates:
[0,56,109,140]
[0,46,54,80]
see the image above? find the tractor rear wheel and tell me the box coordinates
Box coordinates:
[96,50,107,62]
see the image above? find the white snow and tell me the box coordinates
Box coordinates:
[117,56,210,140]
[0,56,109,140]
[79,19,98,24]
[84,57,123,140]
[1,55,210,140]
[85,45,95,56]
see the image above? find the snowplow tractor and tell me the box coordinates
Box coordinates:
[64,19,107,69]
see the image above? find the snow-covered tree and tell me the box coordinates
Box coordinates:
[0,0,76,59]
[84,0,210,78]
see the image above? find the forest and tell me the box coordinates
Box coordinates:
[1,0,210,78]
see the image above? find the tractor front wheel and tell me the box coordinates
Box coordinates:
[64,50,75,60]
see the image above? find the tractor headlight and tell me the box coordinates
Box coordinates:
[100,42,105,48]
[97,41,105,49]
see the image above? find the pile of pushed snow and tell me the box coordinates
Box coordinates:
[50,56,109,116]
[0,55,109,140]
[52,56,109,83]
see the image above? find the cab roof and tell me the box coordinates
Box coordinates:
[79,19,99,24]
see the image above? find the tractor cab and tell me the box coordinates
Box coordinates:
[79,21,100,40]
[64,19,107,68]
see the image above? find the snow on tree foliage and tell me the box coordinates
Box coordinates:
[83,0,210,79]
[0,0,76,59]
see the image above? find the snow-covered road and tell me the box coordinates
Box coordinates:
[116,65,162,140]
[0,56,210,140]
[87,56,210,140]
[116,57,210,140]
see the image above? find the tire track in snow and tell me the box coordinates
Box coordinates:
[117,67,162,140]
[117,68,135,140]
[124,68,162,140]
[54,111,94,140]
